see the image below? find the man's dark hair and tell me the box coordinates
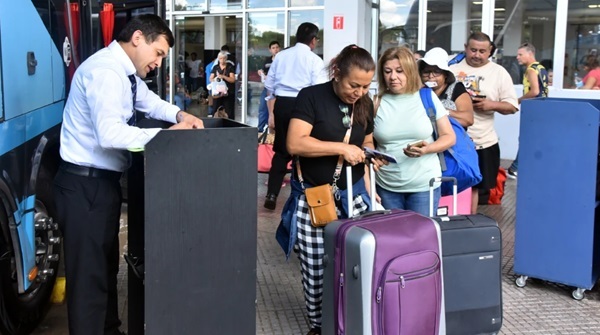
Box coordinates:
[269,41,280,48]
[117,14,174,47]
[466,32,496,56]
[415,50,426,58]
[221,44,230,52]
[296,22,319,45]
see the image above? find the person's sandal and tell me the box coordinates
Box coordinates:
[306,327,321,335]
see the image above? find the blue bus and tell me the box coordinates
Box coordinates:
[0,1,159,333]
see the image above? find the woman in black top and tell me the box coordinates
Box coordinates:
[209,51,236,118]
[418,47,474,128]
[276,44,384,335]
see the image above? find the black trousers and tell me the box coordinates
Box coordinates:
[267,96,296,196]
[53,169,123,335]
[212,94,235,119]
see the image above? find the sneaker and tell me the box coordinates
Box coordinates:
[507,168,517,179]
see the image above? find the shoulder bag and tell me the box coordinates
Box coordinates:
[419,87,482,196]
[299,112,354,227]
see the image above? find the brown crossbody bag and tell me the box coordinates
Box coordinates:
[298,112,353,227]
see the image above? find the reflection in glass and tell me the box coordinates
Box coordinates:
[289,10,324,57]
[425,0,481,54]
[210,0,242,11]
[247,12,285,128]
[173,0,207,11]
[565,1,600,88]
[493,0,557,85]
[377,0,418,58]
[248,0,285,9]
[290,0,324,6]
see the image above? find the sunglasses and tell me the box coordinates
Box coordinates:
[339,104,351,129]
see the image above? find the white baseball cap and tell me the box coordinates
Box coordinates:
[419,47,455,82]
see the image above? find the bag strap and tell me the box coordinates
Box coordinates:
[258,130,269,144]
[419,87,447,171]
[530,62,548,97]
[297,108,354,199]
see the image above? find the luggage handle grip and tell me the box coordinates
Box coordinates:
[429,176,457,187]
[346,164,378,217]
[429,177,458,217]
[351,210,392,220]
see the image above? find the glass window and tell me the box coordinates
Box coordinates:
[564,2,600,89]
[426,0,479,54]
[246,12,285,128]
[173,0,207,11]
[290,0,324,6]
[491,0,558,85]
[289,10,324,57]
[210,0,242,11]
[248,0,285,9]
[0,35,3,121]
[377,0,418,57]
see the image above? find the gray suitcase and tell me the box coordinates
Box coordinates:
[430,177,503,335]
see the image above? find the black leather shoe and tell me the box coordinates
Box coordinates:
[264,193,277,210]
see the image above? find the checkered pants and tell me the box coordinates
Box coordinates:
[295,193,369,329]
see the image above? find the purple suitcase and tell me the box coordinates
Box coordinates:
[322,168,445,335]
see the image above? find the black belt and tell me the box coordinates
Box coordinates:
[60,161,122,181]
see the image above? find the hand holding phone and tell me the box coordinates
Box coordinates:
[364,147,397,163]
[407,140,425,149]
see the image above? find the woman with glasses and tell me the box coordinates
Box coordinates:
[373,46,455,216]
[419,47,474,128]
[276,44,383,335]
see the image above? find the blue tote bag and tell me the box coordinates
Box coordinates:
[419,87,482,196]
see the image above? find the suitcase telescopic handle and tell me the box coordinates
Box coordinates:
[429,176,458,217]
[345,163,378,217]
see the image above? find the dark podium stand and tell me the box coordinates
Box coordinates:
[127,118,257,334]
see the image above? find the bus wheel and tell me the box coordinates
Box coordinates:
[0,199,61,335]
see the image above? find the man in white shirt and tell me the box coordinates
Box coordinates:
[186,51,204,93]
[450,32,518,213]
[263,22,328,210]
[53,14,203,335]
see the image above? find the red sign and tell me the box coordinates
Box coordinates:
[333,15,344,30]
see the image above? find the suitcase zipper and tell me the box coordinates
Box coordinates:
[386,259,440,288]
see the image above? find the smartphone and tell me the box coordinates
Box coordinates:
[472,94,487,99]
[407,140,425,148]
[364,147,397,163]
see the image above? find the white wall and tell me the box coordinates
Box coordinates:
[323,0,372,64]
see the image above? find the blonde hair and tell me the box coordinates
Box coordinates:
[377,46,422,95]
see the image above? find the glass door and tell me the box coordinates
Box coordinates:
[167,15,243,120]
[246,12,284,130]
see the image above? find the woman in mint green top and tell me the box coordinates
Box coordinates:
[374,46,455,216]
